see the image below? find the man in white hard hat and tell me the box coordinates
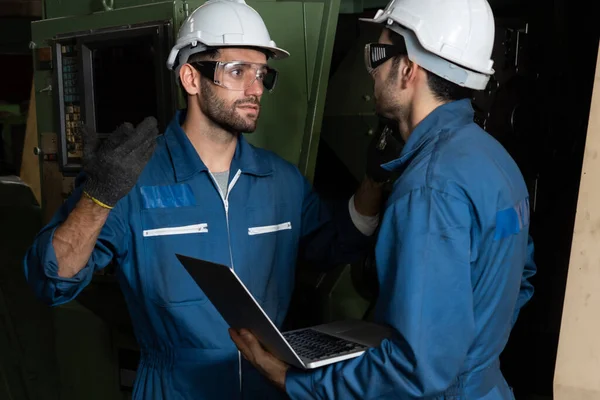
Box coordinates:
[231,0,537,398]
[23,0,392,398]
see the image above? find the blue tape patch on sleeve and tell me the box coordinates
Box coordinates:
[140,184,196,209]
[495,197,530,240]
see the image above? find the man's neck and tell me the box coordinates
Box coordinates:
[398,95,447,142]
[182,109,237,173]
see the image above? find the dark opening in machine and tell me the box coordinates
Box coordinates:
[88,36,159,133]
[52,22,174,175]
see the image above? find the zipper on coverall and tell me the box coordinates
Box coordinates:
[209,169,243,395]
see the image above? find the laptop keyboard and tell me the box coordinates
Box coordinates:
[283,329,368,361]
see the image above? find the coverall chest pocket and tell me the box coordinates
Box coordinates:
[140,206,215,307]
[245,203,298,302]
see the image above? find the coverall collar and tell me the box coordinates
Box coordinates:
[165,109,273,182]
[382,98,475,172]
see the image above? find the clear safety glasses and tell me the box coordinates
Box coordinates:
[190,61,279,92]
[364,43,407,73]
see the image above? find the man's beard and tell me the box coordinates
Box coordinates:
[374,89,402,119]
[374,71,404,120]
[198,79,260,135]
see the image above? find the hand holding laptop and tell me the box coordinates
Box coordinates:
[176,253,392,385]
[229,328,289,391]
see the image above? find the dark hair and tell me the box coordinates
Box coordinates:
[178,47,220,104]
[388,30,473,102]
[425,70,473,102]
[187,47,220,63]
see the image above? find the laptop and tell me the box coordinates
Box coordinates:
[176,254,393,370]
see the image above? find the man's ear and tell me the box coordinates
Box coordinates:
[401,58,417,84]
[397,57,422,91]
[179,64,200,96]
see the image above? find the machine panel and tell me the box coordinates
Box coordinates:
[49,21,174,174]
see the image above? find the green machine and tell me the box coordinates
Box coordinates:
[20,0,386,399]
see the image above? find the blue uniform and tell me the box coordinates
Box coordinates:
[286,99,536,399]
[23,110,370,399]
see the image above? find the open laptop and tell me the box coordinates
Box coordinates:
[176,254,393,370]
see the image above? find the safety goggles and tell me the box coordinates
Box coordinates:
[189,61,279,92]
[364,43,407,73]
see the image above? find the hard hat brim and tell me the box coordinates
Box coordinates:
[358,17,379,24]
[206,42,290,60]
[358,13,388,25]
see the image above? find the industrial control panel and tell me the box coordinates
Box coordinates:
[56,42,83,166]
[47,21,175,175]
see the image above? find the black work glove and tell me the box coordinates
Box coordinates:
[81,117,158,208]
[366,120,404,183]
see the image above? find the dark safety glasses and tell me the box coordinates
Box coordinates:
[364,43,407,73]
[189,61,279,92]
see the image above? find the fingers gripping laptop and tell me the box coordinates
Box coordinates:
[176,254,393,370]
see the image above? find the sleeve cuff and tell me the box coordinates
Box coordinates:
[285,368,315,400]
[348,195,379,236]
[43,226,94,284]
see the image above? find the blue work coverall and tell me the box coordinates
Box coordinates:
[23,110,371,399]
[286,99,536,399]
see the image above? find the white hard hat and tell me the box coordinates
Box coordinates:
[166,0,289,71]
[360,0,496,90]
